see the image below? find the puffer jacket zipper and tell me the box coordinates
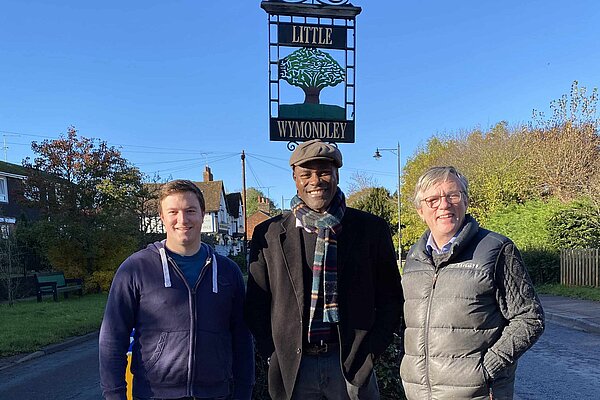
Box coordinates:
[424,268,439,400]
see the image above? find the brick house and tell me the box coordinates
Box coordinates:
[246,196,274,242]
[0,161,44,236]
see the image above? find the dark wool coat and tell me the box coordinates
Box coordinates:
[401,216,545,400]
[245,208,403,400]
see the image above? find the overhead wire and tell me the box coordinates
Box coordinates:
[245,153,289,172]
[3,128,399,187]
[0,128,233,156]
[2,128,245,181]
[147,153,240,176]
[245,157,263,188]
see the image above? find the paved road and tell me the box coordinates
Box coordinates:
[514,322,600,400]
[0,334,101,399]
[1,320,599,399]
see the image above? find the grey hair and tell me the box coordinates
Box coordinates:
[413,166,469,208]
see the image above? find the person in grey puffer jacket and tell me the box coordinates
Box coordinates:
[400,166,544,400]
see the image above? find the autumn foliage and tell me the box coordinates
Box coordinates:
[20,127,144,286]
[399,81,600,259]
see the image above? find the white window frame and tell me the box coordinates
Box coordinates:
[0,177,7,203]
[0,217,16,238]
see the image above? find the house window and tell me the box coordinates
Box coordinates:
[0,177,7,203]
[0,217,16,238]
[0,223,9,239]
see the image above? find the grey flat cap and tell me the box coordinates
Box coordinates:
[289,139,343,168]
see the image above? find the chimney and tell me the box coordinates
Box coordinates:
[258,196,270,213]
[203,165,213,182]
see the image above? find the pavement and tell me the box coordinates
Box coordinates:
[537,294,600,335]
[1,295,599,372]
[0,331,98,372]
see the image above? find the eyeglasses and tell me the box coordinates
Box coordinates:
[420,191,464,209]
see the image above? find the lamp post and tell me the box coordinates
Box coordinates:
[373,142,402,262]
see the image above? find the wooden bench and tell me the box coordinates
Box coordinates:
[35,271,83,302]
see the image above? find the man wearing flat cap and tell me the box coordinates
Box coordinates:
[245,139,403,399]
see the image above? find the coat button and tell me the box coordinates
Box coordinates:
[296,348,302,354]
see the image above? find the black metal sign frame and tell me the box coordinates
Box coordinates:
[261,0,361,145]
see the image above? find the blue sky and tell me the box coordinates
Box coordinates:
[2,0,599,208]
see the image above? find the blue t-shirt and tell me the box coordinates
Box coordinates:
[166,244,209,288]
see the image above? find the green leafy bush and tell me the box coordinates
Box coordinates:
[483,200,561,284]
[86,270,116,293]
[228,252,248,274]
[251,352,269,400]
[547,198,600,249]
[375,334,406,399]
[520,247,560,284]
[483,200,561,249]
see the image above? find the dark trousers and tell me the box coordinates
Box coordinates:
[290,347,380,400]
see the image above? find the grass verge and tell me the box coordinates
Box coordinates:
[0,293,107,357]
[536,283,600,302]
[1,284,597,361]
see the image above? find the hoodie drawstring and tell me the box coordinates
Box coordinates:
[212,254,218,294]
[159,247,172,288]
[159,242,217,293]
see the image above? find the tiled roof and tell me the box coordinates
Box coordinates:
[195,180,224,213]
[0,160,30,177]
[226,192,242,218]
[0,160,64,182]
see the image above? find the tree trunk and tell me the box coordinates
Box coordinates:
[303,87,321,104]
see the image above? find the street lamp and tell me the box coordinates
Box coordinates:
[373,142,402,262]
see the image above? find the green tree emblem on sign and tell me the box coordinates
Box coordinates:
[279,47,345,104]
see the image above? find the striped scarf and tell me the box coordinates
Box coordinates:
[291,188,346,343]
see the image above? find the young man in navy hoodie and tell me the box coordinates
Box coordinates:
[100,180,254,400]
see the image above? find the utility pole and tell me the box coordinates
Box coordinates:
[241,150,248,269]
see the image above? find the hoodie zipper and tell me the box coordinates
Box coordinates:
[424,268,439,399]
[189,256,212,396]
[166,252,211,397]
